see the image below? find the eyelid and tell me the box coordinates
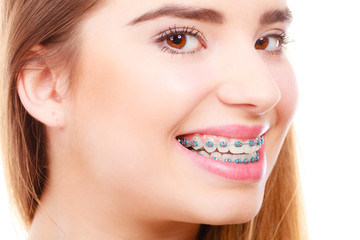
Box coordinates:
[152,26,208,55]
[258,28,286,39]
[153,26,207,45]
[257,29,292,55]
[264,28,291,42]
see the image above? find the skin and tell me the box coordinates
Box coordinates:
[19,0,297,239]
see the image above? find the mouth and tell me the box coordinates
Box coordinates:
[176,134,263,164]
[174,125,267,181]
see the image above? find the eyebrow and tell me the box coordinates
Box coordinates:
[127,5,225,25]
[127,5,292,26]
[260,8,293,25]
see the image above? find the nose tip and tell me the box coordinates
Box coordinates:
[216,73,281,115]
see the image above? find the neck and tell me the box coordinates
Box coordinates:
[28,181,200,240]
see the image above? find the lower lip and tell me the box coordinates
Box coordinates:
[176,138,266,181]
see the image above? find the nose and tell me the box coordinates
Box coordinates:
[215,48,281,116]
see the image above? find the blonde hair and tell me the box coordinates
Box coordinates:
[0,0,103,230]
[1,1,307,239]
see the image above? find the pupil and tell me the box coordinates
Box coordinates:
[257,38,265,45]
[255,37,269,49]
[171,35,183,45]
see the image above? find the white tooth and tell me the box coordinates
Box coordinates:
[210,152,221,160]
[199,150,209,158]
[217,138,229,153]
[242,153,252,163]
[233,154,243,164]
[250,146,257,153]
[222,154,233,163]
[204,136,216,153]
[249,151,255,158]
[229,139,243,154]
[249,152,257,162]
[256,137,264,150]
[242,141,253,153]
[183,137,192,148]
[255,152,260,161]
[191,135,203,150]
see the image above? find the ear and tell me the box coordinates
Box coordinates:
[17,45,66,128]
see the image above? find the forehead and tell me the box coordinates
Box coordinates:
[100,0,290,25]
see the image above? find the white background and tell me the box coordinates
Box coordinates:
[1,0,360,239]
[288,0,360,239]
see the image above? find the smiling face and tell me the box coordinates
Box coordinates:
[57,0,297,229]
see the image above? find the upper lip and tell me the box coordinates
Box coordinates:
[177,124,269,140]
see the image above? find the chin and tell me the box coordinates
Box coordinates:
[206,202,262,225]
[185,186,266,226]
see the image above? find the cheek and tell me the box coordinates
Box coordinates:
[73,12,216,141]
[272,60,298,123]
[262,60,297,179]
[68,45,212,184]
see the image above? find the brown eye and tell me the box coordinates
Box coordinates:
[155,27,206,54]
[254,34,286,53]
[255,37,269,50]
[167,34,186,49]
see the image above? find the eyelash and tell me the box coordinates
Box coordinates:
[153,26,291,56]
[153,26,207,55]
[257,32,292,56]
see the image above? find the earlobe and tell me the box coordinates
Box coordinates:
[17,46,66,128]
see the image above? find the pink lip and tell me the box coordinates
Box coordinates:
[176,125,268,181]
[178,124,268,140]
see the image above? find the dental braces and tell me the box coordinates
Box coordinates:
[178,136,264,148]
[196,150,260,164]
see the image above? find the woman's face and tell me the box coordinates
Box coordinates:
[63,0,297,225]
